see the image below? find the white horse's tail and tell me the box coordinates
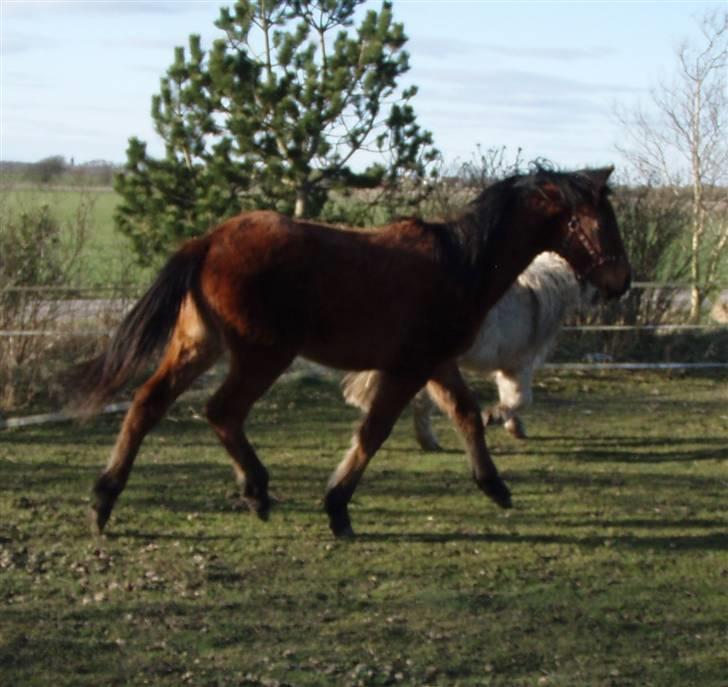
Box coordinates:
[341,370,380,412]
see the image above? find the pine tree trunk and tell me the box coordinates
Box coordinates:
[294,189,307,219]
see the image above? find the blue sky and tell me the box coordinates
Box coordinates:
[1,0,724,172]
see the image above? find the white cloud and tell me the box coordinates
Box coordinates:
[414,66,641,98]
[409,35,617,62]
[1,0,210,17]
[0,34,30,56]
[481,43,618,61]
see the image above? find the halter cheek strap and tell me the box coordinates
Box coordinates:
[562,216,621,279]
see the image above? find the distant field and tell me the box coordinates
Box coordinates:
[1,369,726,686]
[0,186,152,287]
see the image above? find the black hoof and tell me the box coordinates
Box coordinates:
[417,437,443,452]
[244,494,271,521]
[506,417,527,440]
[91,474,121,535]
[326,501,355,538]
[478,475,512,509]
[89,506,108,537]
[330,514,356,539]
[243,483,271,521]
[483,410,501,427]
[324,486,357,538]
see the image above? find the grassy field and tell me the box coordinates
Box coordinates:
[0,186,152,287]
[1,368,726,686]
[1,186,119,246]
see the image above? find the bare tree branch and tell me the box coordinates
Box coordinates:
[615,9,728,321]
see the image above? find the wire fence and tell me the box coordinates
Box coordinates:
[0,282,726,408]
[2,281,726,337]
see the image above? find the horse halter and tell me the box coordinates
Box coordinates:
[561,214,620,279]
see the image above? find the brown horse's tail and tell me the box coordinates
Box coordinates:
[70,237,211,415]
[341,370,382,413]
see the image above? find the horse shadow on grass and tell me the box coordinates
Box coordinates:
[511,434,728,464]
[352,529,728,552]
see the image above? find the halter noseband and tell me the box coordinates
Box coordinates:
[562,215,621,279]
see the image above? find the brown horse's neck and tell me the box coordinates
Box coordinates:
[462,203,553,318]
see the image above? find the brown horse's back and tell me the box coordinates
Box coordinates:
[199,211,474,372]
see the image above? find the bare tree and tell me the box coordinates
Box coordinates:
[617,10,728,322]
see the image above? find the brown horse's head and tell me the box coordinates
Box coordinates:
[529,167,631,299]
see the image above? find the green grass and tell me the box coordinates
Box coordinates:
[1,185,118,242]
[0,186,151,287]
[1,369,726,686]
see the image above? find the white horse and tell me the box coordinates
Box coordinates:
[342,251,593,450]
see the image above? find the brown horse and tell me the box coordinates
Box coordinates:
[77,167,630,537]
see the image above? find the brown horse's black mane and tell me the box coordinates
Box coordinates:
[426,167,612,281]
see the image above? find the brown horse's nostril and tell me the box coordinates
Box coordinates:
[592,260,631,299]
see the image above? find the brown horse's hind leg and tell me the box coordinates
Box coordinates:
[426,362,512,509]
[92,298,221,534]
[325,372,424,537]
[205,343,296,521]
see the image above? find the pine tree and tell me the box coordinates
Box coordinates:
[115,0,438,264]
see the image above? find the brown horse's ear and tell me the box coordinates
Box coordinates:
[578,166,614,191]
[531,181,566,216]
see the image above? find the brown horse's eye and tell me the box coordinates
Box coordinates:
[568,217,579,231]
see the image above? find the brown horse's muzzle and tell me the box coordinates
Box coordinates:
[590,258,631,299]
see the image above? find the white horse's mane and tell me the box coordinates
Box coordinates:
[463,251,586,373]
[514,251,584,330]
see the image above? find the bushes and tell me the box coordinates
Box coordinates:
[0,196,93,410]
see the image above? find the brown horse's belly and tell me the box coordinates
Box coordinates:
[300,339,398,372]
[299,305,477,374]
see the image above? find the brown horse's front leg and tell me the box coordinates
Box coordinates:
[325,373,423,537]
[427,362,512,509]
[93,377,193,533]
[92,334,220,534]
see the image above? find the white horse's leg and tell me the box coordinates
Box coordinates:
[485,368,534,439]
[412,389,442,451]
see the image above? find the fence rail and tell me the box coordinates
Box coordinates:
[3,280,727,337]
[631,281,728,289]
[562,324,727,332]
[0,330,111,337]
[2,284,726,368]
[1,286,137,294]
[2,323,727,339]
[2,282,727,293]
[544,362,728,370]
